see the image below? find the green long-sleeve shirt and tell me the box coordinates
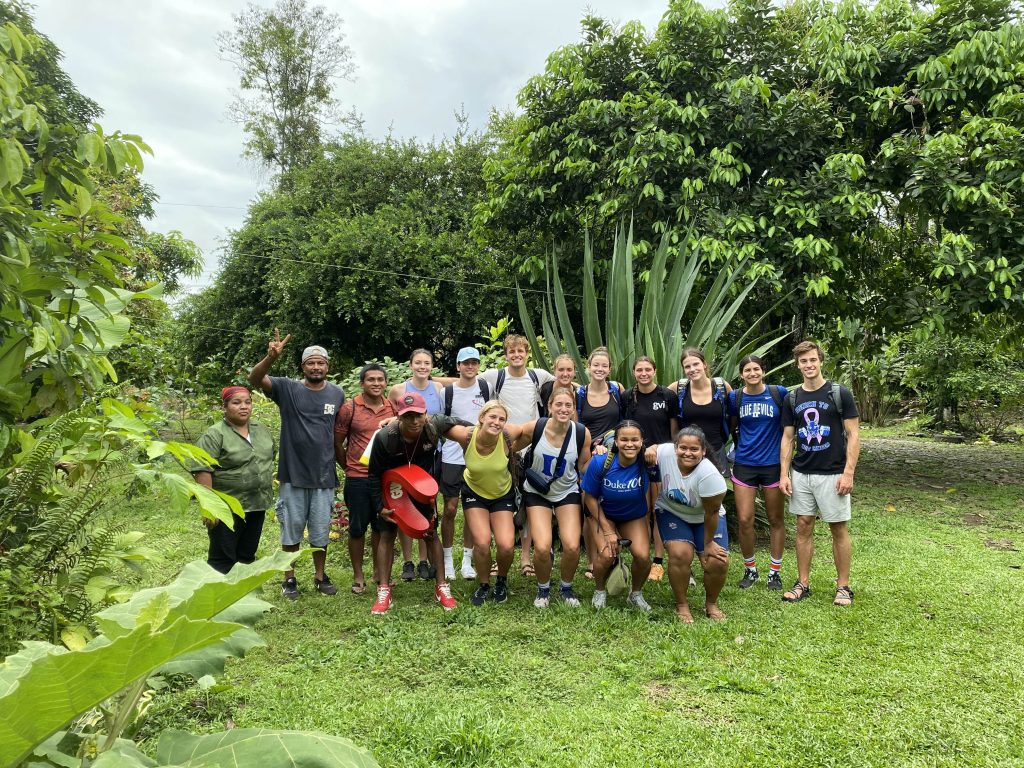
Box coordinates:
[193,419,276,512]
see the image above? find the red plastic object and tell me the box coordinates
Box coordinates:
[381,466,437,539]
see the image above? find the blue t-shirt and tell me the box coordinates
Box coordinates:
[580,454,648,521]
[729,385,788,467]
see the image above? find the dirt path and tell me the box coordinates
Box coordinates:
[861,436,1023,488]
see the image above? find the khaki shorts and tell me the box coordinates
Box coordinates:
[788,470,851,523]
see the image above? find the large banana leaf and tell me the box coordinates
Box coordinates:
[156,729,380,768]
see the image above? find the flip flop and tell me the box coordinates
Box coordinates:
[351,581,365,595]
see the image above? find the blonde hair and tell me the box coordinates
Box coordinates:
[553,353,576,370]
[477,400,509,424]
[503,334,529,353]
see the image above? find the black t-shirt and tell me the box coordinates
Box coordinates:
[268,376,345,488]
[680,387,729,452]
[578,390,622,442]
[782,382,859,474]
[625,386,677,447]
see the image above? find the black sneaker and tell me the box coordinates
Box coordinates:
[401,561,415,582]
[471,583,491,606]
[491,577,509,604]
[417,560,434,581]
[738,568,759,589]
[766,571,783,591]
[281,577,299,601]
[314,574,338,595]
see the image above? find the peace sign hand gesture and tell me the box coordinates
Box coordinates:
[267,328,291,361]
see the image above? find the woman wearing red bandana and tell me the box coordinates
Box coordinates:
[192,386,276,572]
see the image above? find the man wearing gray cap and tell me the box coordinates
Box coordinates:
[248,329,346,600]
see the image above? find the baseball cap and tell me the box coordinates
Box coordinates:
[301,345,329,364]
[456,346,481,363]
[396,392,427,415]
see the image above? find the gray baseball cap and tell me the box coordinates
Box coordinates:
[301,345,329,364]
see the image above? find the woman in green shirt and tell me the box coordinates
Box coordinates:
[193,386,276,573]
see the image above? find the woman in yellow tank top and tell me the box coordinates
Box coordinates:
[445,400,535,606]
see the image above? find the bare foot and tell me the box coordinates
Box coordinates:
[705,603,726,621]
[676,604,694,624]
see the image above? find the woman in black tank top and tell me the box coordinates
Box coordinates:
[669,347,733,473]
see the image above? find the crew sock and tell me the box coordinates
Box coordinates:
[769,557,782,574]
[744,556,757,571]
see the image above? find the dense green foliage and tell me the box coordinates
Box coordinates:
[478,0,1024,336]
[176,133,519,376]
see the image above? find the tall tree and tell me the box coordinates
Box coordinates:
[218,0,357,177]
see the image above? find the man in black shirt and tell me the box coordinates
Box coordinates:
[779,340,860,607]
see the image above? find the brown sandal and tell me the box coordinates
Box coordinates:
[519,563,535,577]
[833,585,854,606]
[782,581,811,602]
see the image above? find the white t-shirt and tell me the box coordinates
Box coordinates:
[654,445,727,524]
[440,380,489,465]
[479,367,554,425]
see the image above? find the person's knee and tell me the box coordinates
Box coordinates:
[796,516,816,537]
[631,550,651,569]
[561,541,580,560]
[703,553,728,577]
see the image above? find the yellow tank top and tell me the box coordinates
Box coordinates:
[464,427,513,499]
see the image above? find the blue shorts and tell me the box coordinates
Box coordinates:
[655,509,728,553]
[275,483,334,548]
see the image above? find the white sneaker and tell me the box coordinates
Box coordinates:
[461,561,477,580]
[591,590,607,609]
[689,575,697,587]
[444,565,456,581]
[627,591,652,612]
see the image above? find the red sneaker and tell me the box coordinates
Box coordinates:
[371,585,393,615]
[435,582,457,610]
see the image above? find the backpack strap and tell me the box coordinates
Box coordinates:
[767,384,783,409]
[443,384,454,417]
[608,381,623,416]
[730,389,742,446]
[524,417,547,471]
[495,369,506,395]
[574,422,585,457]
[479,379,490,401]
[829,381,844,420]
[575,384,588,417]
[676,378,687,415]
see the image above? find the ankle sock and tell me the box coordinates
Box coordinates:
[653,556,664,566]
[538,580,551,590]
[559,580,572,590]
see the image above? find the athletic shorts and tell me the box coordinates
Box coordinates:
[342,476,383,539]
[788,470,852,522]
[655,509,729,553]
[732,463,781,489]
[275,483,334,548]
[521,490,581,511]
[439,462,466,498]
[461,485,517,514]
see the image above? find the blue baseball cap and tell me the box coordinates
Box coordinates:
[456,346,481,363]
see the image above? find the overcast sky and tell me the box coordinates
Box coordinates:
[34,1,677,292]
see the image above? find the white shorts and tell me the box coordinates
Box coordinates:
[788,470,851,523]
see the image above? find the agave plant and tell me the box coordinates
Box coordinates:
[517,219,790,385]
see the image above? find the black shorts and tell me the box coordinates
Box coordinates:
[521,490,581,511]
[732,463,781,489]
[461,485,517,514]
[440,462,465,498]
[343,477,383,538]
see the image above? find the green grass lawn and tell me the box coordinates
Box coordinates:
[127,437,1024,768]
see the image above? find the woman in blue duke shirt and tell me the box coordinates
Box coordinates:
[581,420,653,612]
[729,355,788,592]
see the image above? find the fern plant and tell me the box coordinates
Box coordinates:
[0,398,245,656]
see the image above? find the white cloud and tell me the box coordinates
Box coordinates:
[33,0,672,288]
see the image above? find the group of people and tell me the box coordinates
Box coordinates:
[192,331,860,623]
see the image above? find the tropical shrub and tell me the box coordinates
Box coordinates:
[0,398,243,656]
[0,551,381,767]
[517,220,788,385]
[829,319,906,427]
